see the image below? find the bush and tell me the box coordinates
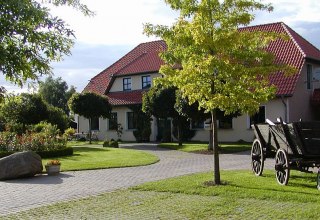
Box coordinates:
[0,148,73,159]
[0,124,67,153]
[64,127,76,139]
[47,105,69,133]
[103,140,119,148]
[36,147,73,158]
[78,137,86,142]
[0,151,13,158]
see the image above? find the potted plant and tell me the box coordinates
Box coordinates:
[45,160,61,175]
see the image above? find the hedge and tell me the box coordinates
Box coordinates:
[0,147,73,159]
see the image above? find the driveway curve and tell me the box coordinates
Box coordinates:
[0,143,273,216]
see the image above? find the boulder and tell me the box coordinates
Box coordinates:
[0,151,43,180]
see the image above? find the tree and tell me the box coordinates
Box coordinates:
[0,93,69,133]
[68,92,112,144]
[47,105,69,132]
[1,93,48,126]
[144,0,295,184]
[0,0,92,86]
[143,85,200,145]
[39,76,76,114]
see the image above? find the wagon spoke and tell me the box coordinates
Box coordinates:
[275,149,290,185]
[251,139,264,176]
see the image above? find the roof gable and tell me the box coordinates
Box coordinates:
[84,40,166,94]
[240,22,320,95]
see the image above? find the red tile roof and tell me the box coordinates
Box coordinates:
[84,22,320,105]
[84,40,166,95]
[241,22,320,96]
[117,52,164,76]
[107,90,146,106]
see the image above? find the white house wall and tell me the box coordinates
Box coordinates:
[191,98,287,142]
[77,106,158,142]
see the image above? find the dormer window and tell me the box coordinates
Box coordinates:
[123,77,131,91]
[142,75,151,89]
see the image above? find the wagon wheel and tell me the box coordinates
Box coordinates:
[317,171,320,190]
[251,139,264,176]
[275,149,290,185]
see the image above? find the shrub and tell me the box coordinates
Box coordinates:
[64,127,76,139]
[0,125,67,153]
[36,147,73,158]
[0,151,13,158]
[78,137,86,142]
[47,105,69,132]
[103,139,119,148]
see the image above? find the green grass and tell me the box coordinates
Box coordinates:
[43,146,159,171]
[6,170,320,219]
[159,142,251,154]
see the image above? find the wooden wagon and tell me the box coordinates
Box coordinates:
[251,118,320,189]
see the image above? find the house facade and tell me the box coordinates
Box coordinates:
[78,22,320,142]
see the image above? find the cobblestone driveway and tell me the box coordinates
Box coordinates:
[0,143,273,216]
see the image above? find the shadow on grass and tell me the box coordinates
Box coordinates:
[225,173,319,195]
[73,147,109,152]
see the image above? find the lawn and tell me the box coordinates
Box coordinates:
[66,140,104,147]
[43,145,159,171]
[7,170,320,219]
[159,142,252,154]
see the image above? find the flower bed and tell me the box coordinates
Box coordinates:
[0,123,72,158]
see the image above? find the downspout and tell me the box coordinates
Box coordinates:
[280,95,288,122]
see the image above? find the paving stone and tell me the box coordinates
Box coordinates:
[0,143,273,216]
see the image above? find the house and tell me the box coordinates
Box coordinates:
[78,22,320,142]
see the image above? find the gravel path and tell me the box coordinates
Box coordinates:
[0,143,273,216]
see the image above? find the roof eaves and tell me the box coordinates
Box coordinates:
[113,71,159,78]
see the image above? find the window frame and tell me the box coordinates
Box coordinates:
[190,120,205,130]
[307,64,313,90]
[142,75,151,89]
[127,112,137,130]
[218,116,233,129]
[123,77,132,91]
[249,106,266,128]
[90,117,100,131]
[108,112,118,130]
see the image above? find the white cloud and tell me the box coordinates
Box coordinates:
[259,0,320,25]
[49,0,178,45]
[3,0,320,93]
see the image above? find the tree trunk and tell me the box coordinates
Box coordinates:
[211,109,220,185]
[178,121,182,146]
[208,129,213,150]
[88,118,92,144]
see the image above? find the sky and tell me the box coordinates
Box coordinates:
[2,0,320,93]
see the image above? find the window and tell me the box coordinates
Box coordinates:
[123,78,131,91]
[142,75,151,89]
[250,106,266,126]
[191,120,204,129]
[90,117,99,130]
[219,116,233,129]
[307,64,313,90]
[127,112,137,129]
[108,113,118,130]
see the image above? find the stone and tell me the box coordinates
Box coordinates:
[0,151,43,180]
